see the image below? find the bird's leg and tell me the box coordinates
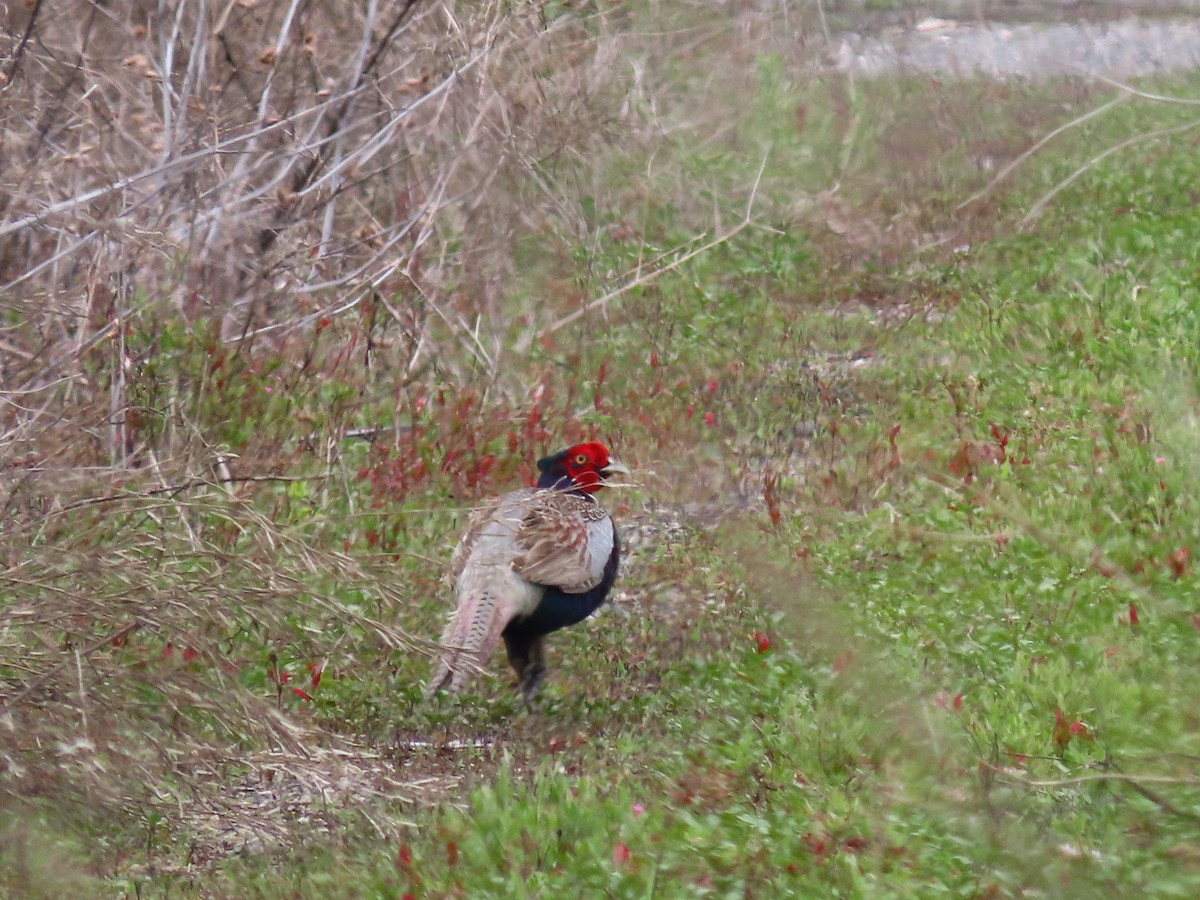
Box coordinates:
[519,636,546,706]
[503,632,546,707]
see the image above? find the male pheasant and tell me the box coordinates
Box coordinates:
[426,441,629,703]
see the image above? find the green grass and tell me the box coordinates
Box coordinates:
[121,75,1200,896]
[8,32,1200,900]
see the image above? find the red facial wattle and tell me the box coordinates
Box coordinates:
[563,442,609,493]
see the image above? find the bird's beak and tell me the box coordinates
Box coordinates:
[599,459,631,483]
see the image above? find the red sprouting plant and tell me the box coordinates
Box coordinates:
[934,691,963,711]
[762,470,782,528]
[1052,708,1072,752]
[1053,709,1092,752]
[887,423,902,469]
[396,843,412,871]
[307,659,325,689]
[612,842,631,866]
[843,836,869,854]
[752,631,771,653]
[1168,547,1190,579]
[1128,603,1139,628]
[1092,553,1118,577]
[802,832,829,861]
[988,422,1009,462]
[467,453,496,487]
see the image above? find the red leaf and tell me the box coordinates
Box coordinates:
[952,692,963,711]
[703,411,716,427]
[307,659,325,688]
[1128,603,1139,628]
[291,687,313,702]
[397,843,412,871]
[182,646,199,663]
[447,840,458,866]
[612,842,631,866]
[752,631,771,653]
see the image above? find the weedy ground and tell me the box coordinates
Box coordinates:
[3,1,1200,897]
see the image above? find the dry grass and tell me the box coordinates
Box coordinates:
[2,0,629,393]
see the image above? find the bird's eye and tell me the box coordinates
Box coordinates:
[574,453,589,465]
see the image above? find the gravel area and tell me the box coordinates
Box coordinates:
[833,16,1200,80]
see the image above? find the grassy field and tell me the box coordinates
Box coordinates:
[4,2,1200,897]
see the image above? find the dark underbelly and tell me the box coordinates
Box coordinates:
[504,527,620,637]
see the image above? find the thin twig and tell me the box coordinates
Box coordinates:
[1,623,140,712]
[531,150,771,343]
[1074,68,1200,106]
[986,764,1200,821]
[1021,118,1200,227]
[957,96,1128,211]
[8,473,333,533]
[987,768,1200,790]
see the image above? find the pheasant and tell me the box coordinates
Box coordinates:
[426,441,629,703]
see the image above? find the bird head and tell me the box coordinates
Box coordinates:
[536,441,630,495]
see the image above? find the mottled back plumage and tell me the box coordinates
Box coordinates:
[426,442,627,702]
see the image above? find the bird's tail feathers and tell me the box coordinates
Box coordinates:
[425,590,510,697]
